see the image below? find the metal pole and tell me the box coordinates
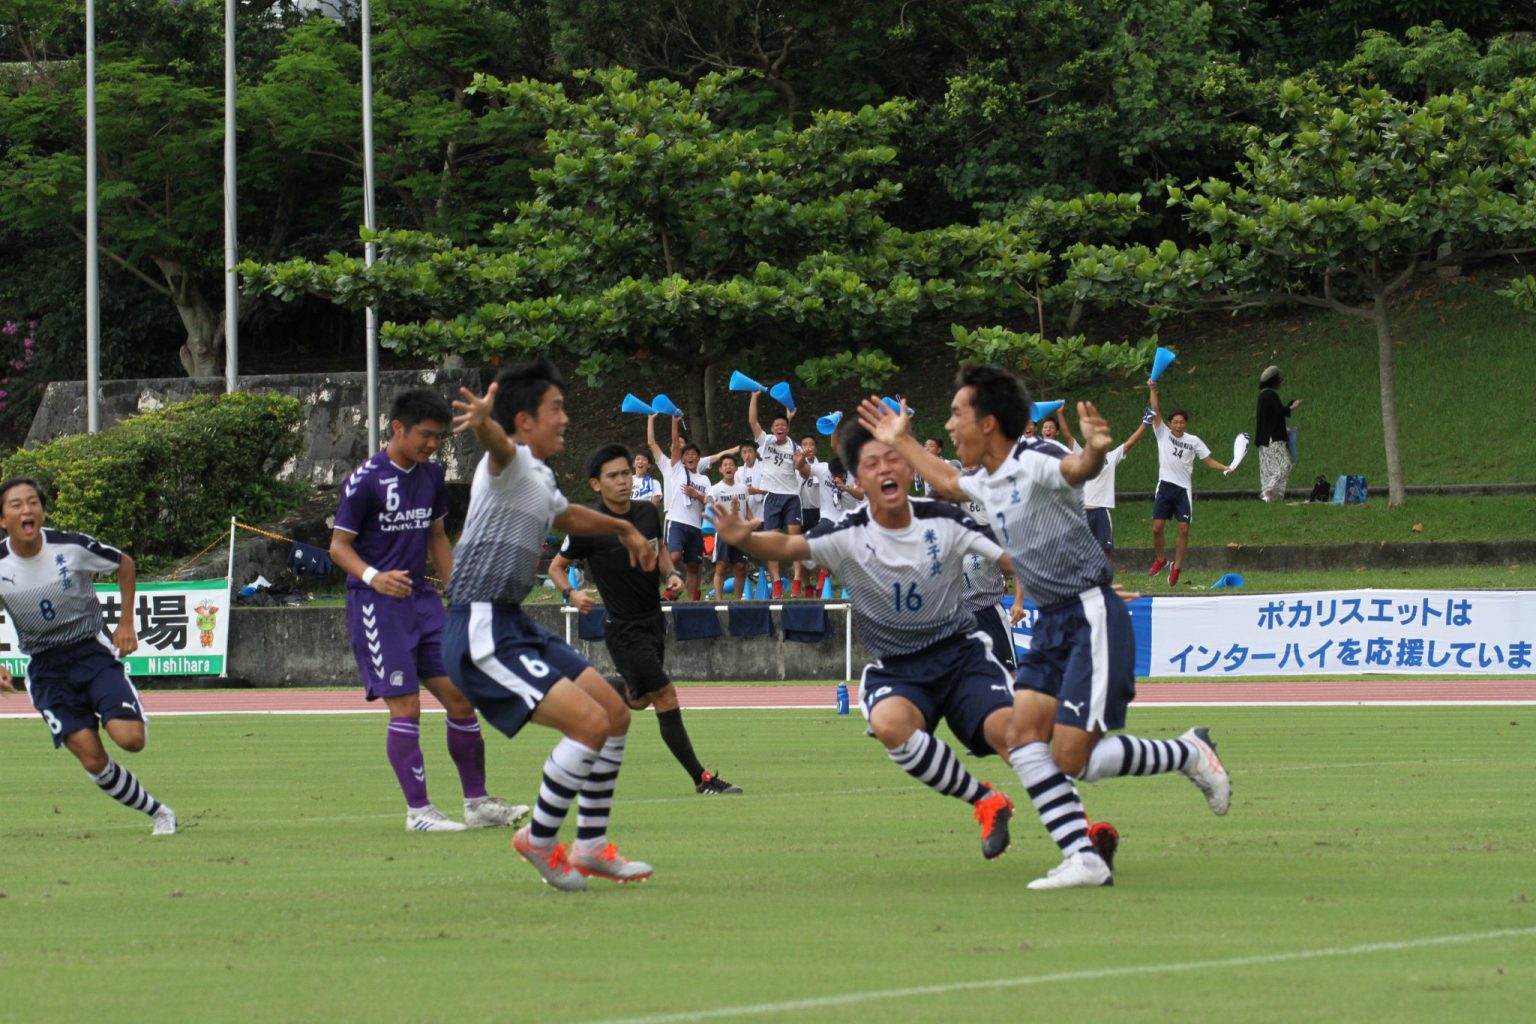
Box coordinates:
[361,0,380,451]
[223,0,238,392]
[84,0,100,432]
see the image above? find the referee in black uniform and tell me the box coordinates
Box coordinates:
[549,444,743,795]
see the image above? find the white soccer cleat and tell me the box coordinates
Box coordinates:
[571,842,654,883]
[1026,850,1113,890]
[1180,726,1232,815]
[464,796,532,829]
[512,827,587,892]
[151,805,178,836]
[405,803,468,833]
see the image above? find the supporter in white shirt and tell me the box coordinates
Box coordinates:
[747,388,805,598]
[1146,381,1232,586]
[1055,409,1151,566]
[706,454,753,600]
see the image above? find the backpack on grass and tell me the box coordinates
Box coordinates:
[1307,475,1330,503]
[1332,474,1368,505]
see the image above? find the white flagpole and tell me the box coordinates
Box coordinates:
[223,0,239,392]
[361,0,380,451]
[84,0,100,432]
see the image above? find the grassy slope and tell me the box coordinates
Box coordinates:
[2,710,1531,1023]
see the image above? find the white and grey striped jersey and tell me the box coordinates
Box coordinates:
[957,441,1112,608]
[805,499,1002,660]
[448,447,568,607]
[954,476,1007,612]
[0,528,123,656]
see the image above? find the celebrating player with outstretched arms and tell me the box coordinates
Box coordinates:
[444,358,658,891]
[859,366,1232,890]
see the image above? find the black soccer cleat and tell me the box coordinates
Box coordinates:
[696,770,743,795]
[1087,820,1119,877]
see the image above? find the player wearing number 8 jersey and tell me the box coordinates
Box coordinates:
[861,367,1233,891]
[444,358,660,891]
[710,424,1022,863]
[0,478,177,836]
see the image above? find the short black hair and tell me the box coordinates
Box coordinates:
[491,356,565,432]
[924,436,943,447]
[718,453,738,468]
[585,443,631,481]
[0,476,46,510]
[389,389,452,430]
[828,457,847,480]
[839,421,878,471]
[771,414,789,427]
[800,434,816,445]
[1168,408,1190,421]
[955,363,1031,439]
[680,442,701,458]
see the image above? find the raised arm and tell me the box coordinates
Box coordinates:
[1146,381,1164,429]
[646,413,666,466]
[748,389,764,439]
[1119,419,1150,455]
[1053,405,1078,450]
[1058,402,1111,487]
[856,397,966,501]
[453,382,516,474]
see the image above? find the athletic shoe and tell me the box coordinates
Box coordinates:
[151,805,178,836]
[1026,850,1113,890]
[771,579,784,600]
[1148,558,1167,577]
[405,804,468,833]
[696,771,743,795]
[791,579,803,598]
[1087,820,1119,872]
[973,786,1013,860]
[1181,726,1231,815]
[464,796,532,829]
[512,826,586,891]
[571,842,653,883]
[1168,564,1182,586]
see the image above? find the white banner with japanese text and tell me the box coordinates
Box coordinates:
[1148,589,1534,677]
[0,579,231,677]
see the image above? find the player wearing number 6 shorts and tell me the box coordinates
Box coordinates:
[0,478,177,836]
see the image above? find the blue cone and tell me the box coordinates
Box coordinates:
[743,575,755,600]
[839,586,849,599]
[1210,572,1245,590]
[621,393,654,415]
[1031,399,1064,423]
[820,577,833,600]
[652,393,682,417]
[729,370,764,393]
[816,411,843,436]
[769,381,795,410]
[1149,345,1177,382]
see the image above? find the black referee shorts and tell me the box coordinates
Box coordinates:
[603,613,671,703]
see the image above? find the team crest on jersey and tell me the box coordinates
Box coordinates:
[390,670,405,688]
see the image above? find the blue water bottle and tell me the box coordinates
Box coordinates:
[835,682,850,715]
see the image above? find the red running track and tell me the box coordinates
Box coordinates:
[3,678,1533,717]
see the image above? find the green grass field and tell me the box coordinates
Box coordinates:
[2,707,1532,1022]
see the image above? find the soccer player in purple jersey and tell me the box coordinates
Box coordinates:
[0,478,177,835]
[446,359,659,891]
[330,389,530,833]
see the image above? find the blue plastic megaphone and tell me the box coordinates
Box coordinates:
[1149,345,1177,383]
[881,396,913,415]
[816,411,843,436]
[652,394,682,417]
[621,393,654,415]
[1031,399,1064,423]
[769,381,795,410]
[1209,572,1245,590]
[729,370,764,393]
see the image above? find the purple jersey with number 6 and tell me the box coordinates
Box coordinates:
[334,451,448,593]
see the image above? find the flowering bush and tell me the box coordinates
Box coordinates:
[0,318,42,444]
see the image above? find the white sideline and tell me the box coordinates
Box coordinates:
[584,926,1536,1024]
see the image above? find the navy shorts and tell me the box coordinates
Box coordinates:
[443,604,592,740]
[345,587,447,700]
[24,637,143,749]
[800,507,821,533]
[1085,507,1114,552]
[604,614,671,702]
[858,632,1014,758]
[759,493,802,532]
[970,603,1018,674]
[1015,584,1136,733]
[1152,482,1192,523]
[713,539,750,565]
[666,522,706,565]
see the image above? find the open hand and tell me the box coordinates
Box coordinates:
[452,382,498,434]
[856,395,910,448]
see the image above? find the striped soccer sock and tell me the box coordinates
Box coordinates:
[1078,735,1192,783]
[575,735,626,854]
[1008,742,1092,857]
[386,717,430,809]
[90,759,161,817]
[887,731,986,804]
[528,737,598,847]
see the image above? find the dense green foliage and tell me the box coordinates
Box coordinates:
[1,392,305,560]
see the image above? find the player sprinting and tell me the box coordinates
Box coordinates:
[1146,381,1232,586]
[746,388,804,598]
[330,389,530,833]
[548,444,743,795]
[446,358,658,891]
[860,366,1231,890]
[0,478,176,835]
[710,424,1020,862]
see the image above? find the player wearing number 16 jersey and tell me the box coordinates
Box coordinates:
[710,423,1022,863]
[0,478,177,836]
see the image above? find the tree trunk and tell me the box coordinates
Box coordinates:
[685,360,711,451]
[701,361,719,451]
[1372,291,1406,507]
[153,256,224,378]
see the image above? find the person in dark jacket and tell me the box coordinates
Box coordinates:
[1255,366,1301,501]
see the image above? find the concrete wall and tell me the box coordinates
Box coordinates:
[1114,539,1536,572]
[29,369,492,486]
[202,602,866,687]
